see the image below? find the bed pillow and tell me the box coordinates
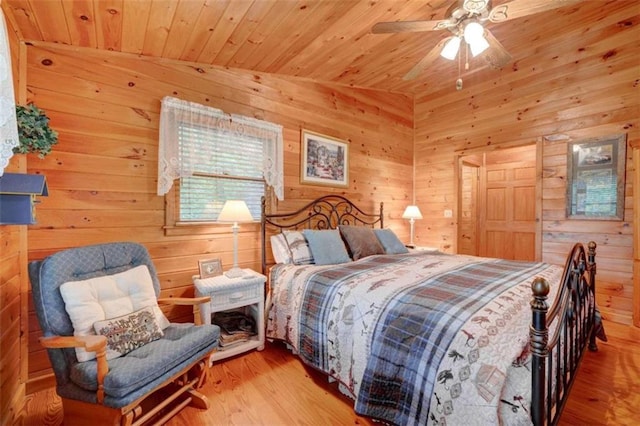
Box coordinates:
[302,229,351,265]
[270,233,292,264]
[338,225,385,260]
[283,230,314,265]
[59,265,170,362]
[93,306,164,360]
[374,228,409,254]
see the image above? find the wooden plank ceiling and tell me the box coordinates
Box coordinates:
[2,0,596,95]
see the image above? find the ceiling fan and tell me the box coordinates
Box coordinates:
[372,0,579,89]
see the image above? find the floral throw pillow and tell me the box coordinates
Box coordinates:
[93,306,164,360]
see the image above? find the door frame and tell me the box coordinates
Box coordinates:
[455,141,543,261]
[457,156,482,256]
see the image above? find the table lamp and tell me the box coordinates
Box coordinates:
[217,200,254,278]
[402,205,423,247]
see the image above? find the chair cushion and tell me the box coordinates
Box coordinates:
[70,323,219,400]
[59,265,170,362]
[93,306,164,360]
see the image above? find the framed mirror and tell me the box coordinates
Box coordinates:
[566,134,626,220]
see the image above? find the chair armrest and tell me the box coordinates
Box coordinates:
[157,297,212,325]
[40,334,107,351]
[157,296,211,306]
[39,335,109,404]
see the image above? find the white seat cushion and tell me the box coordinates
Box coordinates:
[60,265,170,362]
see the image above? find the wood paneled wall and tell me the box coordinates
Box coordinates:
[0,10,26,423]
[0,159,27,423]
[413,1,638,325]
[22,42,414,384]
[0,169,25,425]
[633,143,640,328]
[541,139,634,325]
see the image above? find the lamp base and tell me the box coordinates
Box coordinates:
[224,267,245,278]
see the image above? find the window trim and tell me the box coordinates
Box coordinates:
[163,181,274,236]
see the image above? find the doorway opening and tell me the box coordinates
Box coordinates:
[457,144,541,261]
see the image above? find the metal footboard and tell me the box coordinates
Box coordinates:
[530,241,598,425]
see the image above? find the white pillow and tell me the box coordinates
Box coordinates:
[283,230,314,265]
[270,233,292,264]
[59,265,170,362]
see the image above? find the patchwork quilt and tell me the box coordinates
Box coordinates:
[267,251,562,425]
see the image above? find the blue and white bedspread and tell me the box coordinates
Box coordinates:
[267,251,562,425]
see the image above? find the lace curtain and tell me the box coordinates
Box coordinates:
[157,96,284,200]
[0,10,19,176]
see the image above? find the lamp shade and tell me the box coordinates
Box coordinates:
[469,36,489,57]
[464,21,489,57]
[217,200,254,223]
[440,36,461,60]
[463,21,484,44]
[402,205,423,220]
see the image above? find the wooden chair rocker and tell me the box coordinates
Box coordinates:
[29,242,220,425]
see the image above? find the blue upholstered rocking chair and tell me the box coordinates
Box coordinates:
[29,242,220,425]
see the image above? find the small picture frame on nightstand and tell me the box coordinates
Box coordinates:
[198,258,223,279]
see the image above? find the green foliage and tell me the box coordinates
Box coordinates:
[13,104,58,159]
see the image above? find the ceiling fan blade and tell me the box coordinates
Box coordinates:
[372,19,452,34]
[489,0,581,23]
[403,37,451,80]
[480,29,512,69]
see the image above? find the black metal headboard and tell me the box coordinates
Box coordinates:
[260,195,384,273]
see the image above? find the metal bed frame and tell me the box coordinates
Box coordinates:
[260,195,383,274]
[260,195,598,425]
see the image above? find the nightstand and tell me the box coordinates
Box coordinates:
[193,269,266,364]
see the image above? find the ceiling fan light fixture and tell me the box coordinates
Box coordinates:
[469,35,489,56]
[440,36,461,60]
[463,21,484,44]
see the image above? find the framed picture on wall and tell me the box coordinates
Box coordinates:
[198,258,223,279]
[566,134,626,220]
[300,129,349,188]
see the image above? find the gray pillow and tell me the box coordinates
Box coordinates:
[374,229,409,254]
[338,225,385,260]
[302,230,351,265]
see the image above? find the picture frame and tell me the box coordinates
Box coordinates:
[300,129,349,188]
[198,258,223,279]
[566,134,626,220]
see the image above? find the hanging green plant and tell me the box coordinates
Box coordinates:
[13,103,58,159]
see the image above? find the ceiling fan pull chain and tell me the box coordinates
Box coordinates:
[465,41,470,71]
[456,46,463,91]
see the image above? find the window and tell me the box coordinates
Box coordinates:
[177,123,265,222]
[157,96,284,228]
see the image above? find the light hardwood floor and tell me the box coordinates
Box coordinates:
[21,320,639,425]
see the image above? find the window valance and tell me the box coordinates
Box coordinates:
[0,11,19,176]
[157,96,284,200]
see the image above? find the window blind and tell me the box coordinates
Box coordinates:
[178,123,265,222]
